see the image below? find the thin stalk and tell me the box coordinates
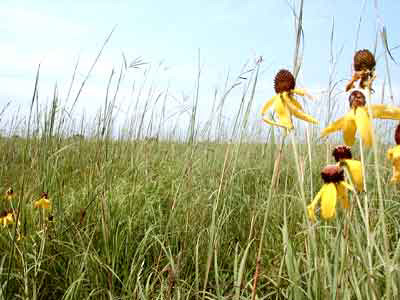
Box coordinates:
[251,131,287,300]
[201,144,231,300]
[365,84,391,298]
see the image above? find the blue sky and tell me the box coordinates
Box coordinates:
[1,0,400,138]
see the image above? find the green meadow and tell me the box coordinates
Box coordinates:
[1,125,400,299]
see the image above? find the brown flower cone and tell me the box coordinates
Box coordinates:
[354,49,376,72]
[274,69,295,93]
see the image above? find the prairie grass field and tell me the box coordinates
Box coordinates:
[1,130,400,299]
[2,1,400,299]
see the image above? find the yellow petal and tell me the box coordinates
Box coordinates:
[282,92,303,110]
[34,198,51,209]
[388,145,400,183]
[321,116,346,136]
[285,101,319,125]
[321,113,357,146]
[388,148,394,160]
[262,116,293,129]
[320,183,337,220]
[5,213,14,225]
[391,165,400,183]
[261,95,278,115]
[291,88,306,97]
[355,107,373,147]
[391,156,400,183]
[339,181,354,191]
[388,146,400,161]
[0,213,14,226]
[307,188,323,222]
[274,95,293,129]
[370,104,400,120]
[336,182,350,209]
[341,159,363,192]
[307,204,316,222]
[342,113,357,146]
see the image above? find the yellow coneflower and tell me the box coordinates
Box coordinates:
[332,145,363,192]
[0,209,14,226]
[5,187,15,201]
[307,165,353,222]
[345,49,376,91]
[34,192,51,209]
[261,69,318,130]
[321,90,400,147]
[387,124,400,183]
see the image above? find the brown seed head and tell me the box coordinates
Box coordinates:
[332,145,352,162]
[321,165,344,183]
[395,123,400,145]
[274,69,295,93]
[349,90,366,108]
[354,49,376,72]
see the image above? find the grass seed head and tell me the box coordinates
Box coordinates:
[274,69,295,93]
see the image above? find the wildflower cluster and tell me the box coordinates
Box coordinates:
[0,187,52,238]
[261,49,400,221]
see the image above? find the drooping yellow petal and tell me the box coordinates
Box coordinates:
[291,89,306,97]
[5,213,14,225]
[342,113,357,146]
[355,107,373,147]
[387,146,400,162]
[336,182,350,209]
[0,213,14,226]
[387,146,400,183]
[307,188,323,222]
[391,165,400,183]
[321,117,346,136]
[320,183,337,220]
[262,117,292,129]
[387,148,394,160]
[273,95,293,129]
[261,95,278,115]
[321,113,357,146]
[34,198,51,209]
[370,104,400,120]
[339,181,354,191]
[282,92,303,110]
[341,159,363,192]
[285,100,319,125]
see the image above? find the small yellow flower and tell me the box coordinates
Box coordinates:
[5,187,15,201]
[261,69,318,130]
[332,145,363,192]
[387,125,400,183]
[307,165,354,222]
[321,90,400,147]
[34,192,51,209]
[0,210,14,226]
